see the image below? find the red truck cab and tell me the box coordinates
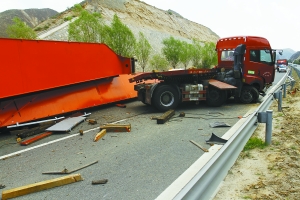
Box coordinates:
[216,36,276,93]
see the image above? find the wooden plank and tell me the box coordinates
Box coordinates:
[2,174,82,200]
[190,140,209,152]
[43,161,98,175]
[20,132,52,146]
[94,129,106,142]
[100,124,131,132]
[208,79,237,90]
[157,110,175,124]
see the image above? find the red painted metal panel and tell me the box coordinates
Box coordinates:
[0,74,140,128]
[0,38,132,99]
[208,79,236,90]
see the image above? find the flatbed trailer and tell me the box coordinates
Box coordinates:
[129,68,237,111]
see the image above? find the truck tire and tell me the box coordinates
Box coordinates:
[206,86,227,107]
[239,86,259,103]
[152,85,179,111]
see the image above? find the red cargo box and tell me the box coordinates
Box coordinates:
[0,38,133,99]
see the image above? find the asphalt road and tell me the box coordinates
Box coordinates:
[0,72,285,200]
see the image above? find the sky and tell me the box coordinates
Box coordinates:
[0,0,299,51]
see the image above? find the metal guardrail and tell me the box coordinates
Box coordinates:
[156,68,292,200]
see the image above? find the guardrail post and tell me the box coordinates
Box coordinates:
[282,84,286,98]
[291,80,295,90]
[257,110,273,145]
[273,91,282,111]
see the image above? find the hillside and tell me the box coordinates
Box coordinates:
[0,8,58,38]
[277,48,295,61]
[32,0,220,71]
[289,51,300,62]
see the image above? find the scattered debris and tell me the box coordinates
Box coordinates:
[11,121,55,139]
[206,133,228,145]
[79,130,84,136]
[42,160,98,175]
[157,109,175,124]
[46,116,86,132]
[20,132,52,146]
[16,137,22,143]
[88,119,97,125]
[190,140,209,152]
[209,122,231,128]
[116,104,126,108]
[1,174,82,200]
[92,179,108,185]
[179,112,185,117]
[94,129,106,142]
[100,124,131,132]
[0,184,6,189]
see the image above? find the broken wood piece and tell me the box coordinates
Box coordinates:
[190,140,209,152]
[94,129,106,142]
[1,174,82,200]
[79,130,84,136]
[88,119,97,125]
[92,179,108,185]
[179,112,185,117]
[100,124,131,132]
[42,160,98,174]
[20,132,52,146]
[157,109,175,124]
[116,104,126,108]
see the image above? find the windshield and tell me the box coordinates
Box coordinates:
[249,50,272,64]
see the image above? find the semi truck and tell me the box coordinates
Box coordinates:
[130,36,278,111]
[0,38,140,129]
[276,59,288,72]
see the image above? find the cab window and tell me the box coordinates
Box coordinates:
[221,50,234,61]
[250,50,272,63]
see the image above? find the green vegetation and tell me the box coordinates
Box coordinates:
[162,36,182,69]
[68,4,105,43]
[179,41,193,69]
[243,136,266,151]
[105,14,136,57]
[201,42,217,68]
[135,32,151,72]
[190,39,202,68]
[149,54,169,71]
[6,17,37,39]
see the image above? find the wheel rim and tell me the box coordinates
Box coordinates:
[209,90,220,101]
[240,89,253,103]
[160,91,174,107]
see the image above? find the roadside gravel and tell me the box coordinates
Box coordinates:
[214,70,300,199]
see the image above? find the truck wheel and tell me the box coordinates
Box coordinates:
[240,86,259,103]
[152,85,179,111]
[206,86,227,107]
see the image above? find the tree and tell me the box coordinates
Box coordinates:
[135,32,151,72]
[6,17,37,39]
[162,36,182,69]
[190,39,202,68]
[149,54,169,71]
[201,42,217,68]
[179,41,193,69]
[105,14,136,57]
[68,4,105,43]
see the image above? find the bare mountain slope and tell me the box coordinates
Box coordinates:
[39,0,219,64]
[0,8,58,37]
